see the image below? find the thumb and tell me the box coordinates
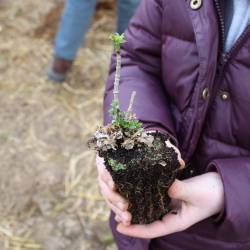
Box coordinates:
[168,179,191,201]
[165,140,185,169]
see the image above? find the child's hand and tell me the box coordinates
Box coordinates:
[165,139,185,169]
[96,139,185,226]
[96,156,131,225]
[117,172,224,238]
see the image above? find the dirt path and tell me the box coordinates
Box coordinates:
[0,1,116,249]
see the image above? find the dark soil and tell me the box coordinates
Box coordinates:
[101,132,180,224]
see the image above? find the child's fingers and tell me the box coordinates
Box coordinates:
[99,171,114,189]
[100,182,130,225]
[115,215,131,226]
[117,208,188,239]
[96,157,131,225]
[96,156,112,178]
[96,155,105,169]
[96,156,116,190]
[168,179,191,201]
[165,140,185,169]
[108,200,131,224]
[114,214,122,223]
[98,177,128,206]
[96,156,109,175]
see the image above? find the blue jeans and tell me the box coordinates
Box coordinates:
[54,0,141,60]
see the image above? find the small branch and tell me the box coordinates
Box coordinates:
[110,33,125,109]
[127,91,136,114]
[113,52,121,105]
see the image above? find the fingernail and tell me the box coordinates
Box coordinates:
[171,210,178,215]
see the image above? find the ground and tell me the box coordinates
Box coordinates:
[0,0,117,249]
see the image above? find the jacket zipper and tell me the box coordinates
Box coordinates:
[186,1,250,169]
[223,25,250,64]
[214,0,250,66]
[213,0,225,53]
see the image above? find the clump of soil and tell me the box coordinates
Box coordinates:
[101,132,180,224]
[89,114,181,224]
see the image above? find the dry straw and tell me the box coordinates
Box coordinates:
[0,0,116,249]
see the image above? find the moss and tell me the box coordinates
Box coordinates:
[108,158,126,171]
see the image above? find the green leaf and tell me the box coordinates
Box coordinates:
[113,117,142,131]
[109,100,120,119]
[109,33,126,53]
[108,158,126,171]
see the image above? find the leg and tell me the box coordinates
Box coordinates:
[117,0,141,33]
[54,0,97,60]
[48,0,97,82]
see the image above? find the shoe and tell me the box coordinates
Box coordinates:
[48,57,73,82]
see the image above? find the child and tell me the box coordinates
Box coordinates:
[48,0,140,82]
[97,0,250,249]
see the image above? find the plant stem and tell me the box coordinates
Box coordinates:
[127,91,136,114]
[113,51,121,106]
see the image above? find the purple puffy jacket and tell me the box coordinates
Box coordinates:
[104,0,250,249]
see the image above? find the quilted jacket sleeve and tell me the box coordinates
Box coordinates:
[103,0,177,144]
[208,157,250,242]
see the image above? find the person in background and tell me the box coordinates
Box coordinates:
[48,0,140,82]
[97,0,250,249]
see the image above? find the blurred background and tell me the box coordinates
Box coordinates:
[0,0,120,249]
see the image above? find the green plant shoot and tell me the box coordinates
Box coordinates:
[109,33,126,53]
[108,158,126,171]
[108,33,142,132]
